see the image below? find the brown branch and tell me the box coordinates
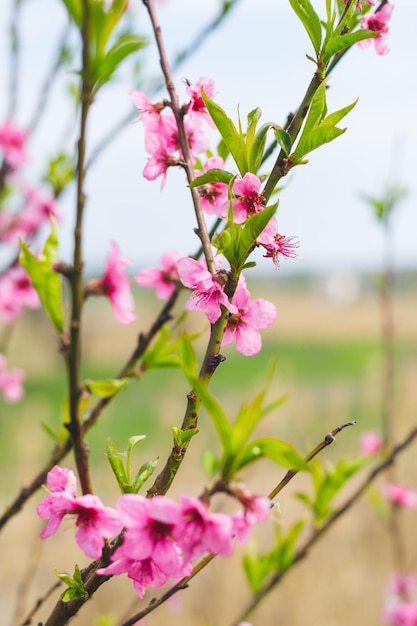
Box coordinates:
[233,422,417,625]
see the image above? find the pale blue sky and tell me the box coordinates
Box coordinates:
[0,0,416,275]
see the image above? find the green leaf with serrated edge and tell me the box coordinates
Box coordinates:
[84,377,129,398]
[106,437,127,492]
[189,169,234,188]
[189,377,232,450]
[249,123,273,173]
[19,222,64,332]
[322,98,357,127]
[323,29,378,61]
[130,458,158,494]
[293,125,346,161]
[201,91,248,176]
[239,437,308,471]
[55,565,87,602]
[274,128,292,157]
[289,0,322,56]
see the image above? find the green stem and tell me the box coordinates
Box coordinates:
[262,70,325,202]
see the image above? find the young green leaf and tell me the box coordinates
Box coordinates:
[289,0,322,56]
[131,458,159,494]
[202,91,248,176]
[84,377,130,398]
[189,168,234,188]
[106,437,127,492]
[239,437,308,471]
[55,565,87,602]
[19,222,64,333]
[324,29,378,61]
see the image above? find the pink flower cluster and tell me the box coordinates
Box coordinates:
[383,572,417,626]
[129,78,214,187]
[37,466,271,598]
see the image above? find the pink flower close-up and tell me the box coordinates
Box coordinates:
[101,242,136,323]
[262,232,299,267]
[232,494,272,544]
[222,278,276,356]
[358,3,393,55]
[135,250,181,300]
[98,554,170,599]
[177,256,232,324]
[225,173,264,224]
[382,482,417,509]
[116,494,189,578]
[37,466,122,559]
[0,353,25,403]
[0,121,28,168]
[195,156,229,217]
[184,76,216,127]
[174,495,234,561]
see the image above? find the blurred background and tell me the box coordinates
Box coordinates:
[1,1,417,625]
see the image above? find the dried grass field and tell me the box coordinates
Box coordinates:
[1,275,417,626]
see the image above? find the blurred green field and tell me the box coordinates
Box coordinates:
[1,278,417,626]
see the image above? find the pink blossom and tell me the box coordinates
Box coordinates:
[387,572,416,598]
[195,156,229,217]
[174,496,234,561]
[382,482,417,509]
[0,265,40,322]
[37,465,122,558]
[177,256,232,324]
[232,494,272,544]
[98,554,170,599]
[383,602,417,626]
[101,242,136,323]
[0,121,28,168]
[135,251,181,300]
[115,494,190,577]
[223,173,264,224]
[129,90,165,130]
[222,277,276,356]
[184,77,216,126]
[0,354,25,402]
[360,430,383,455]
[19,186,61,237]
[262,232,299,267]
[358,3,393,55]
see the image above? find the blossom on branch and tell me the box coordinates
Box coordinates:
[135,250,181,300]
[176,256,232,324]
[357,3,393,55]
[99,242,136,324]
[223,277,276,356]
[37,466,122,558]
[223,173,265,224]
[195,156,229,217]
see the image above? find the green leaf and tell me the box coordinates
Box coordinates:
[324,29,378,60]
[172,426,199,447]
[249,123,273,173]
[289,0,322,56]
[19,222,64,332]
[189,377,232,450]
[59,0,82,26]
[245,107,262,160]
[131,458,158,493]
[84,377,130,398]
[202,91,248,176]
[189,169,234,188]
[292,84,357,161]
[94,34,147,91]
[141,325,181,370]
[240,437,308,471]
[106,437,127,492]
[274,128,292,157]
[177,333,199,380]
[55,565,87,602]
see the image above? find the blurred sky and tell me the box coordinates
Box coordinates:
[0,0,416,276]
